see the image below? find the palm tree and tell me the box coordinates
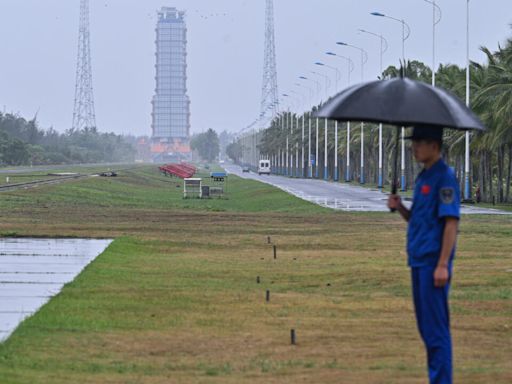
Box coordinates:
[473,36,512,202]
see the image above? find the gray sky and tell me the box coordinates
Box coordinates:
[0,1,510,136]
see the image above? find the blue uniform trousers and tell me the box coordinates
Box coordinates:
[411,266,453,384]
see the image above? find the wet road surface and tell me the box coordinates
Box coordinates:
[225,165,510,215]
[0,238,112,342]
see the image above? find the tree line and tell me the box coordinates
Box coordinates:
[190,128,220,162]
[230,29,512,204]
[0,112,136,166]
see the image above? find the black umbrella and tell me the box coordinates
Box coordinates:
[315,76,486,198]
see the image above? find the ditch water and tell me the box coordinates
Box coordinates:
[0,238,112,342]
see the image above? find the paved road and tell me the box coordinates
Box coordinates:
[225,164,510,215]
[0,238,112,342]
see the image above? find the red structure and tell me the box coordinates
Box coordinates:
[159,163,197,179]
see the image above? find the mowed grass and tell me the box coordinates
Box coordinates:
[0,166,327,216]
[0,165,510,383]
[0,164,138,186]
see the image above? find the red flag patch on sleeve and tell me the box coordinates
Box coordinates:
[421,185,431,195]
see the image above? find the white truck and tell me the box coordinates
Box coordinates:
[258,160,271,175]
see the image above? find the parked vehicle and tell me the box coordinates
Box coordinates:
[242,166,250,173]
[258,160,271,175]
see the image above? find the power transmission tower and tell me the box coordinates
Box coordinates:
[72,0,97,131]
[259,0,279,124]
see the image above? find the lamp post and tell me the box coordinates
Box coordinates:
[324,118,328,180]
[289,90,303,112]
[316,117,319,178]
[326,52,354,86]
[298,77,316,177]
[422,0,442,86]
[279,113,284,175]
[282,94,292,176]
[290,111,294,177]
[308,114,312,178]
[465,0,471,200]
[310,70,331,101]
[283,92,300,178]
[358,29,388,80]
[337,41,368,184]
[281,113,286,175]
[371,11,411,191]
[334,120,339,181]
[311,70,331,180]
[295,82,314,102]
[295,115,299,177]
[301,114,305,177]
[358,29,389,189]
[326,51,354,182]
[299,75,320,97]
[316,62,342,181]
[288,90,303,178]
[295,83,312,179]
[315,62,341,93]
[277,103,287,175]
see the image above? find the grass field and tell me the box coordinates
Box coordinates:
[0,165,510,383]
[0,164,138,186]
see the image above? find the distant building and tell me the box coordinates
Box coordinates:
[151,7,191,158]
[135,137,151,163]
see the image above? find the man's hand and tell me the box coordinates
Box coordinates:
[434,265,450,287]
[387,194,410,221]
[388,194,402,210]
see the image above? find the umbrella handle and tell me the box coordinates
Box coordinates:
[390,182,397,213]
[390,126,401,213]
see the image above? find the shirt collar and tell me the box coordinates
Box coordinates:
[422,158,445,177]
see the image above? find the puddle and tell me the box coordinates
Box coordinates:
[0,238,112,342]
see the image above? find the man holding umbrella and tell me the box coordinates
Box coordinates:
[316,75,485,384]
[388,125,460,384]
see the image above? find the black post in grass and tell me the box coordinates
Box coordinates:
[291,329,296,345]
[257,276,260,284]
[273,245,277,259]
[267,236,271,244]
[266,290,270,302]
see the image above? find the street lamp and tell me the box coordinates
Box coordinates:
[358,28,389,189]
[299,76,320,96]
[282,93,298,111]
[336,42,368,82]
[422,0,442,86]
[337,41,368,184]
[326,51,355,182]
[298,78,316,177]
[282,94,293,177]
[464,0,471,200]
[371,11,411,191]
[295,82,313,101]
[370,12,410,65]
[326,52,354,86]
[311,69,332,180]
[315,62,341,93]
[358,29,388,78]
[295,82,313,178]
[285,94,301,178]
[289,89,304,112]
[310,70,331,100]
[300,77,320,178]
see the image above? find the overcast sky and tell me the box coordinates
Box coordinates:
[0,0,510,136]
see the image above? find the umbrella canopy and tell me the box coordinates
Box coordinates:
[315,77,486,131]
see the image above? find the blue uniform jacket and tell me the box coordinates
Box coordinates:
[407,159,461,267]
